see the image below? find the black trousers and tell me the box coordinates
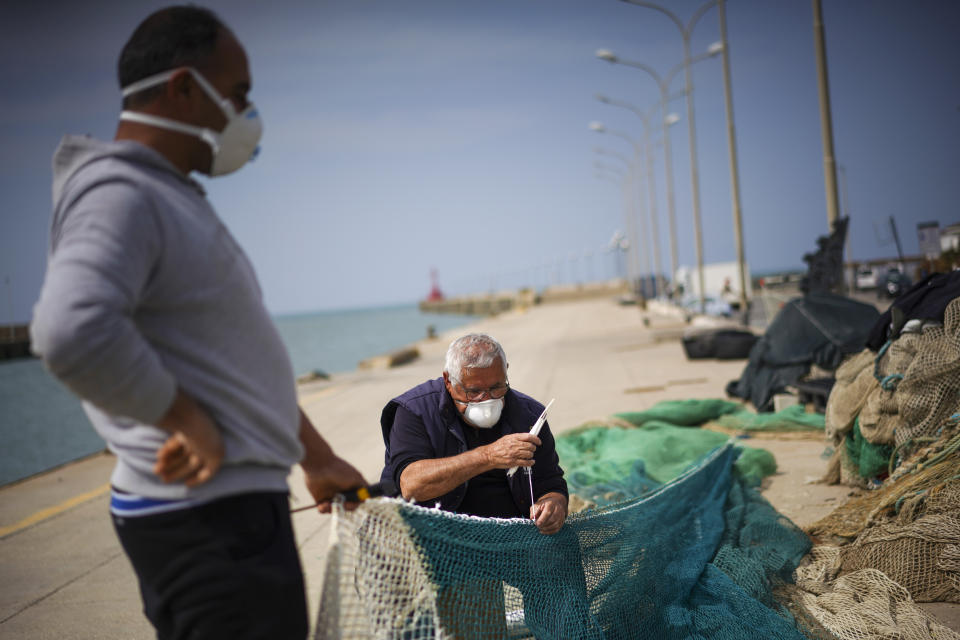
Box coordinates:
[112,491,308,640]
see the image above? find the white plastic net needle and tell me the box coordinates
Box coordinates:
[508,398,555,477]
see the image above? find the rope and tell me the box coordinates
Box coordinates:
[873,339,905,391]
[894,490,926,514]
[888,437,939,477]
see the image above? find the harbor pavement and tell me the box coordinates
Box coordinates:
[0,296,948,637]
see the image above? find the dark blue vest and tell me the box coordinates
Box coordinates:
[379,377,566,512]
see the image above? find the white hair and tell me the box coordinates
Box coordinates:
[443,333,507,379]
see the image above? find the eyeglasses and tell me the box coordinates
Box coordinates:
[451,378,510,402]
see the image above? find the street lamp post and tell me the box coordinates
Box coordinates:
[594,147,644,289]
[595,95,681,297]
[591,125,659,295]
[614,0,720,313]
[596,42,720,309]
[595,159,651,281]
[595,174,632,282]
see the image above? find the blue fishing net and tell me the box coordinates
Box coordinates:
[381,444,811,639]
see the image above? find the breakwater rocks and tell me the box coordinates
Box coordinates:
[357,346,420,370]
[419,280,631,316]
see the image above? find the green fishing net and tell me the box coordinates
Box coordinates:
[715,405,825,432]
[845,416,894,478]
[556,421,777,509]
[614,398,742,426]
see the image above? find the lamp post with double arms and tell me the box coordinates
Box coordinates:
[596,41,720,309]
[594,96,680,297]
[594,164,636,283]
[591,127,658,295]
[595,159,653,284]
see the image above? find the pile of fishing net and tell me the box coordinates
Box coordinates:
[796,417,960,640]
[779,298,960,639]
[823,297,960,486]
[316,445,818,639]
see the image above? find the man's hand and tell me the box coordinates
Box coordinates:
[531,492,567,535]
[481,433,541,469]
[298,408,367,513]
[303,456,367,513]
[154,390,224,487]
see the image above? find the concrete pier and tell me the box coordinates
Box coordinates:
[418,280,630,315]
[1,296,955,637]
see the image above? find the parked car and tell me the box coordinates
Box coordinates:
[855,267,879,290]
[878,268,911,298]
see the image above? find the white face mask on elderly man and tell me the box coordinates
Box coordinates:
[463,397,504,429]
[118,67,262,176]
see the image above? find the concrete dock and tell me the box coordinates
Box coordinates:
[0,296,951,637]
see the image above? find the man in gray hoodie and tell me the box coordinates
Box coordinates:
[30,6,364,639]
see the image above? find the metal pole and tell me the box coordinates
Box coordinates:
[646,176,664,297]
[682,35,706,313]
[889,216,904,264]
[636,135,654,291]
[643,121,661,296]
[625,163,642,288]
[839,164,853,288]
[659,87,680,291]
[812,0,840,230]
[717,0,749,320]
[4,275,14,341]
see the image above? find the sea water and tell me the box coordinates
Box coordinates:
[0,304,478,486]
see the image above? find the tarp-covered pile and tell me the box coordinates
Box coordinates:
[726,291,880,412]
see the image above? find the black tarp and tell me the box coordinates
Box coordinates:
[865,270,960,350]
[726,291,880,412]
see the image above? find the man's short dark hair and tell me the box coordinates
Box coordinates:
[118,5,227,107]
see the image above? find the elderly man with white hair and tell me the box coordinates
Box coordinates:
[379,333,568,534]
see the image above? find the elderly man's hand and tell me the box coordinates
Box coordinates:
[482,433,541,469]
[531,492,567,535]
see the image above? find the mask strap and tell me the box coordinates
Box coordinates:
[184,69,236,117]
[119,111,220,153]
[121,69,178,98]
[121,68,234,117]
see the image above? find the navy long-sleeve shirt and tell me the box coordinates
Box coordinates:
[380,378,567,516]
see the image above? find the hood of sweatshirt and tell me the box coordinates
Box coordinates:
[51,134,204,226]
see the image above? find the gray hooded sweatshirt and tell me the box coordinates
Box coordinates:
[31,135,302,501]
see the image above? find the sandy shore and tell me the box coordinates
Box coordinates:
[0,296,953,637]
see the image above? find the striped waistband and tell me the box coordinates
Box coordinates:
[110,489,198,518]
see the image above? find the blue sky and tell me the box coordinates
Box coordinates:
[2,1,958,320]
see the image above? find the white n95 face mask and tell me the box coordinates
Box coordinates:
[119,67,262,176]
[463,397,504,429]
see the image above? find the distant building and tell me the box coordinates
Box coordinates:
[942,222,960,253]
[917,221,941,259]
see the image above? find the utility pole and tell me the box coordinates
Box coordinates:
[717,0,749,322]
[889,217,904,265]
[812,0,841,230]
